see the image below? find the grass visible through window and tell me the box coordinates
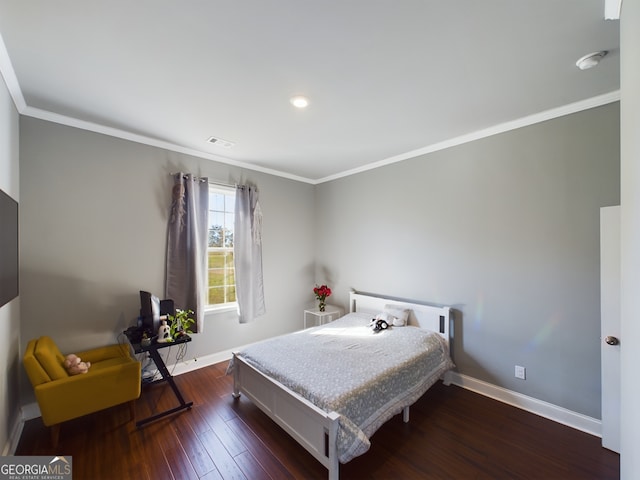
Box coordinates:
[207,187,236,308]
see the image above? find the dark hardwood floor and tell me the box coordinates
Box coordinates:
[16,361,619,479]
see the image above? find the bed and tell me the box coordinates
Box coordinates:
[227,291,455,480]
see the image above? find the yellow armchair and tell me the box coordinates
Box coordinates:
[23,336,141,444]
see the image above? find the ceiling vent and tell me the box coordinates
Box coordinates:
[206,136,236,148]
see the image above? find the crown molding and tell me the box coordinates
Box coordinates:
[0,31,26,112]
[0,32,620,186]
[315,90,621,184]
[20,105,313,184]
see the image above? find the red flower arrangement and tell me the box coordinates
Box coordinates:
[313,284,332,312]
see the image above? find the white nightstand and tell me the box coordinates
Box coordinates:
[304,305,344,328]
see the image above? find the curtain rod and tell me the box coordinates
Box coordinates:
[169,172,239,189]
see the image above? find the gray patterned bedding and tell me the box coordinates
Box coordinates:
[227,312,455,463]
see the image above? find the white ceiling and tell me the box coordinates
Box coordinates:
[0,1,620,183]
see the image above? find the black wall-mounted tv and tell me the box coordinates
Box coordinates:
[0,188,18,308]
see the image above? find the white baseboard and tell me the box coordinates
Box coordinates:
[20,402,41,422]
[173,354,603,438]
[5,402,41,455]
[11,353,601,455]
[2,413,25,456]
[170,348,236,376]
[447,372,602,438]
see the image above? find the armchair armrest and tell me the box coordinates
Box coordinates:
[75,343,131,364]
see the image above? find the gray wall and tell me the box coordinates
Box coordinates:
[0,71,20,454]
[18,117,316,405]
[315,103,620,419]
[16,101,620,423]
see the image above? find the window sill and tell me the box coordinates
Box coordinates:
[204,304,238,316]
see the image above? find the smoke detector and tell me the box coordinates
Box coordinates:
[576,51,608,70]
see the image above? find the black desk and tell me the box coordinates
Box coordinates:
[126,333,193,427]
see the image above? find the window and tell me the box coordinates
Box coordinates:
[207,185,236,308]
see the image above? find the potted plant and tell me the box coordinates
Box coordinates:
[167,308,196,340]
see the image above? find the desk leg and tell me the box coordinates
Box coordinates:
[136,347,193,427]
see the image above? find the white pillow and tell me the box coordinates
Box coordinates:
[374,311,392,322]
[383,305,410,326]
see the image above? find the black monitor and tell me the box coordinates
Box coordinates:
[139,290,161,336]
[139,291,176,337]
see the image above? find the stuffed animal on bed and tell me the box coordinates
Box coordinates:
[63,353,91,375]
[372,319,389,332]
[370,315,390,333]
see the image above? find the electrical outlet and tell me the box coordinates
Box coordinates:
[515,365,526,380]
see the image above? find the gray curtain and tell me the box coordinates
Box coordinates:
[166,173,209,333]
[234,185,266,323]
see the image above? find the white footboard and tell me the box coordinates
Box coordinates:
[232,354,341,480]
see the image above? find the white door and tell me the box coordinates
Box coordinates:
[600,206,621,453]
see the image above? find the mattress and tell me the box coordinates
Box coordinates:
[228,312,455,463]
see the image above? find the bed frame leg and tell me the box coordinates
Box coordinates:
[403,406,410,423]
[232,354,241,399]
[442,371,453,386]
[328,460,339,480]
[327,413,340,480]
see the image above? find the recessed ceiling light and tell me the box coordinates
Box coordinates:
[576,51,608,70]
[290,95,309,108]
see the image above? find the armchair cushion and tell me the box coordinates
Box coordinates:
[24,339,51,386]
[33,336,68,381]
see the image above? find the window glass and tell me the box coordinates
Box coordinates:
[207,186,236,308]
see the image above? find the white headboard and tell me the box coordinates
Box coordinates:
[349,291,451,346]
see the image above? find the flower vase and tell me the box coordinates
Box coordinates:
[319,302,326,312]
